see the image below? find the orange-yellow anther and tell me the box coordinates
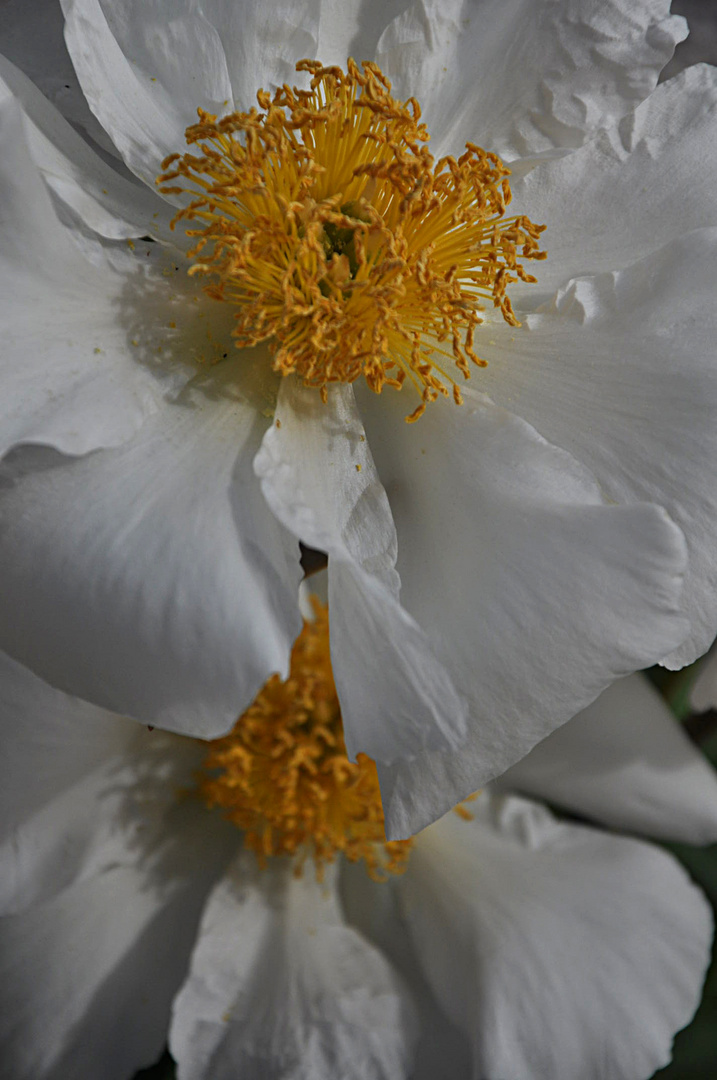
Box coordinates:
[199,597,412,879]
[158,59,546,421]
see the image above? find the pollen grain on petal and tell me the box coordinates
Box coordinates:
[158,59,546,420]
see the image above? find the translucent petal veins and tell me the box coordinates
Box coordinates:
[198,598,413,880]
[158,59,546,421]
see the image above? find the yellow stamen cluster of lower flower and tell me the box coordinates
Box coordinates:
[199,597,412,880]
[158,59,546,422]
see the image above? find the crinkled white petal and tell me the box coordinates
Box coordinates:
[0,365,302,735]
[0,55,172,241]
[255,378,468,766]
[495,673,717,845]
[511,63,717,302]
[0,89,193,457]
[358,385,688,836]
[376,0,686,159]
[479,228,717,668]
[61,0,321,189]
[170,853,418,1080]
[399,793,713,1080]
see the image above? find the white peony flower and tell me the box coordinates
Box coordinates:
[2,0,717,834]
[1,594,717,1080]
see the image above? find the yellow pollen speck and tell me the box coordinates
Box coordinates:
[198,597,412,880]
[355,463,362,472]
[452,792,479,821]
[158,59,546,422]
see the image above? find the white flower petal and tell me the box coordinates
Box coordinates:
[191,0,322,109]
[479,228,717,667]
[400,793,712,1080]
[0,368,302,735]
[0,649,141,913]
[327,559,468,764]
[495,673,717,845]
[316,0,414,70]
[0,54,171,241]
[376,0,686,159]
[254,378,468,765]
[170,853,417,1080]
[0,851,227,1080]
[0,89,192,457]
[512,63,717,300]
[358,386,688,836]
[61,0,229,189]
[0,0,117,157]
[339,860,473,1080]
[0,646,232,915]
[0,651,134,844]
[257,380,400,594]
[61,0,321,188]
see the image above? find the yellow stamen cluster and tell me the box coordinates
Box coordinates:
[158,59,546,421]
[199,597,412,879]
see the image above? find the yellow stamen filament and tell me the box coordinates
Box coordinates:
[158,59,546,421]
[199,597,412,879]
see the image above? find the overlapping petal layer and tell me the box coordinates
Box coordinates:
[1,647,715,1080]
[0,87,189,457]
[496,673,717,845]
[0,56,168,241]
[0,0,714,819]
[170,854,417,1080]
[60,0,322,187]
[255,380,468,765]
[400,795,712,1080]
[0,367,302,735]
[375,0,687,158]
[511,63,717,300]
[479,229,717,667]
[0,858,229,1080]
[360,385,688,833]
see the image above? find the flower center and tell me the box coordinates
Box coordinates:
[158,59,546,422]
[198,596,412,879]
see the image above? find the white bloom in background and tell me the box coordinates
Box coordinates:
[2,0,717,834]
[1,598,717,1080]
